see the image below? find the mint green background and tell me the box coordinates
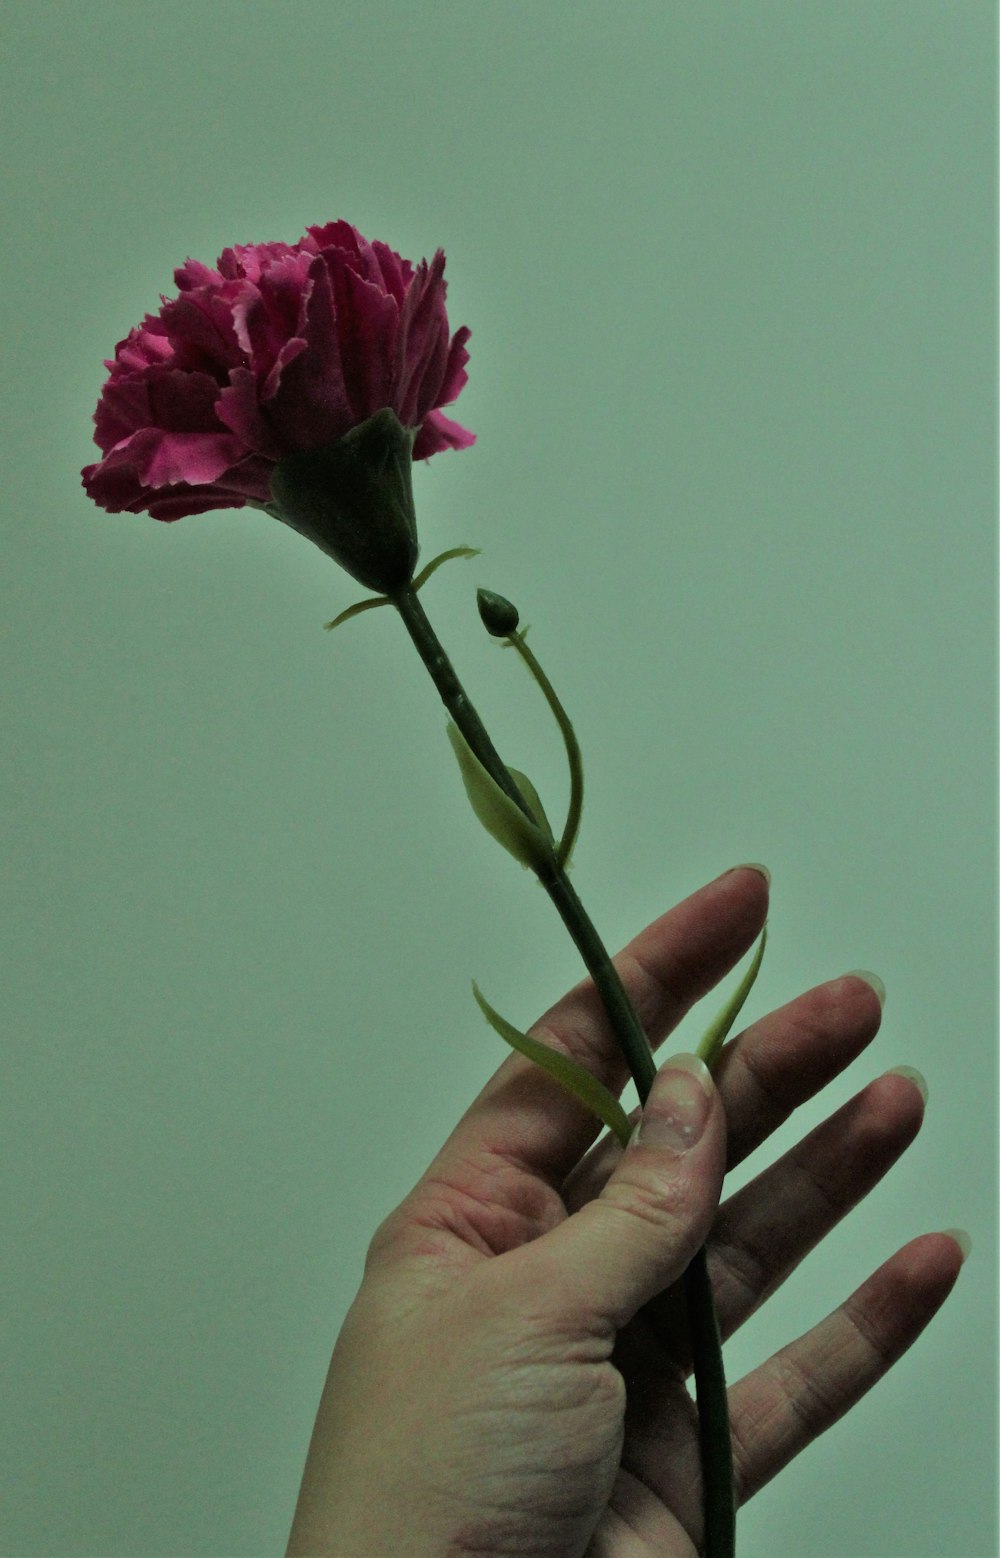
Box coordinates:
[2,2,995,1554]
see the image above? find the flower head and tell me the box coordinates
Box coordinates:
[81,221,474,525]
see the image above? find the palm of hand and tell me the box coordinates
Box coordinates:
[295,872,960,1558]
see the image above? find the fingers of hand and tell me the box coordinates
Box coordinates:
[727,1232,966,1508]
[517,1055,727,1333]
[560,971,887,1218]
[692,1068,926,1367]
[714,972,886,1172]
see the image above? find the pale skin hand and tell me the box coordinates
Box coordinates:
[286,867,964,1557]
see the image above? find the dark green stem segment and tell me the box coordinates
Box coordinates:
[388,580,735,1558]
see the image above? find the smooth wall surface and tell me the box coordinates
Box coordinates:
[3,3,996,1554]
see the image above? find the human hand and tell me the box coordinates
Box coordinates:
[286,866,965,1557]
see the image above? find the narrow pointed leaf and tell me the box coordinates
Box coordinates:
[412,545,480,591]
[446,722,554,870]
[473,982,632,1148]
[696,923,768,1073]
[323,594,390,631]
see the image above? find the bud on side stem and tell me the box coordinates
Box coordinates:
[477,588,520,637]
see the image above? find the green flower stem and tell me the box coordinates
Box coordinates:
[391,584,530,817]
[389,579,734,1558]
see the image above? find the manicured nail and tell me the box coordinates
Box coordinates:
[630,1053,713,1153]
[941,1228,971,1263]
[845,969,886,1008]
[886,1065,928,1104]
[723,863,770,886]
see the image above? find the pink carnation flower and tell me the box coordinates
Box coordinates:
[82,221,474,522]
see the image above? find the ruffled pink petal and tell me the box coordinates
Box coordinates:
[216,366,285,459]
[395,251,450,425]
[261,336,308,403]
[93,368,223,454]
[263,259,353,450]
[232,251,312,368]
[437,325,471,408]
[83,425,262,515]
[371,239,413,305]
[412,408,476,459]
[135,428,247,488]
[218,241,297,284]
[323,248,398,421]
[174,257,224,292]
[108,320,173,378]
[304,219,362,259]
[145,453,274,515]
[158,286,244,375]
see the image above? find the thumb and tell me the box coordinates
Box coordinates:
[522,1053,726,1332]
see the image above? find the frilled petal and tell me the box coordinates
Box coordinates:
[324,248,398,421]
[263,259,354,450]
[93,368,225,454]
[89,423,245,495]
[231,250,312,368]
[437,325,472,408]
[395,250,451,426]
[215,366,286,459]
[371,239,414,305]
[145,453,274,515]
[108,320,173,379]
[158,285,244,376]
[217,241,298,284]
[174,257,222,291]
[83,440,272,517]
[413,407,476,459]
[135,429,247,488]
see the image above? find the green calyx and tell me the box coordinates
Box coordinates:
[270,408,420,594]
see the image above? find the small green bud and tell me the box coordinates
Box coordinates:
[477,588,520,637]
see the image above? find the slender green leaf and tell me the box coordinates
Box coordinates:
[446,722,554,870]
[473,982,632,1147]
[323,547,478,631]
[323,594,390,631]
[412,545,480,591]
[696,923,768,1073]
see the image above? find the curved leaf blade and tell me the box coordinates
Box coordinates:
[473,982,633,1148]
[447,722,554,871]
[412,545,480,591]
[696,923,768,1073]
[323,594,390,631]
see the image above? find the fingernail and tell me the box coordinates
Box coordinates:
[630,1053,713,1154]
[940,1228,971,1264]
[845,969,886,1008]
[886,1065,928,1105]
[723,863,770,886]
